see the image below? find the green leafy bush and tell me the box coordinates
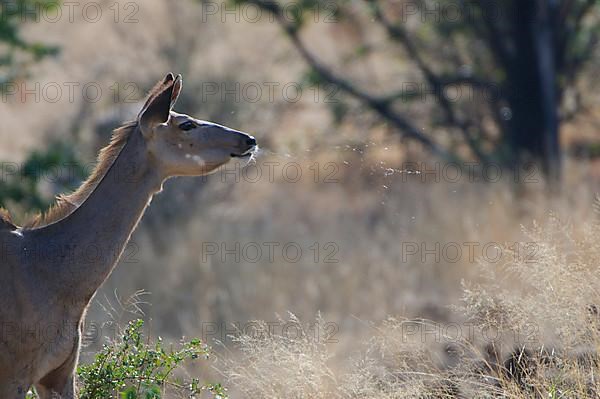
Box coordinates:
[0,140,87,215]
[77,319,227,399]
[26,320,227,398]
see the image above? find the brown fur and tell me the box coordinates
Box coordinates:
[24,122,137,229]
[17,80,173,230]
[0,73,256,397]
[0,208,16,230]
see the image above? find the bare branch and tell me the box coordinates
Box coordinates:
[367,0,489,161]
[242,0,457,161]
[471,0,514,72]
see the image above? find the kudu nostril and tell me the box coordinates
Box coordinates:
[246,137,257,146]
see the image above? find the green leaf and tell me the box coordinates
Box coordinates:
[120,387,137,399]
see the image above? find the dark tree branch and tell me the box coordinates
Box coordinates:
[573,0,596,28]
[556,0,596,107]
[242,0,457,161]
[470,0,514,73]
[556,0,594,73]
[367,0,489,162]
[231,0,596,177]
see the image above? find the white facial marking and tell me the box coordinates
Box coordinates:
[191,155,205,166]
[185,153,205,166]
[11,228,23,237]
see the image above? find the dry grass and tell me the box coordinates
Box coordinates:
[214,204,600,398]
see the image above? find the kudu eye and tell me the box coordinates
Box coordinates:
[179,121,196,131]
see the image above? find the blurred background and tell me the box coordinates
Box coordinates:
[2,0,600,396]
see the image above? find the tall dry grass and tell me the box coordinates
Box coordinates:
[214,202,600,398]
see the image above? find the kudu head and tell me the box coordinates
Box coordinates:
[139,73,257,177]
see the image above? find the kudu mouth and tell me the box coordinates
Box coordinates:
[230,136,258,158]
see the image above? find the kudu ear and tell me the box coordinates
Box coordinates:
[140,73,175,114]
[139,74,179,138]
[171,74,182,108]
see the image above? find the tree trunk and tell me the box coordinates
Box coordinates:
[505,0,561,182]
